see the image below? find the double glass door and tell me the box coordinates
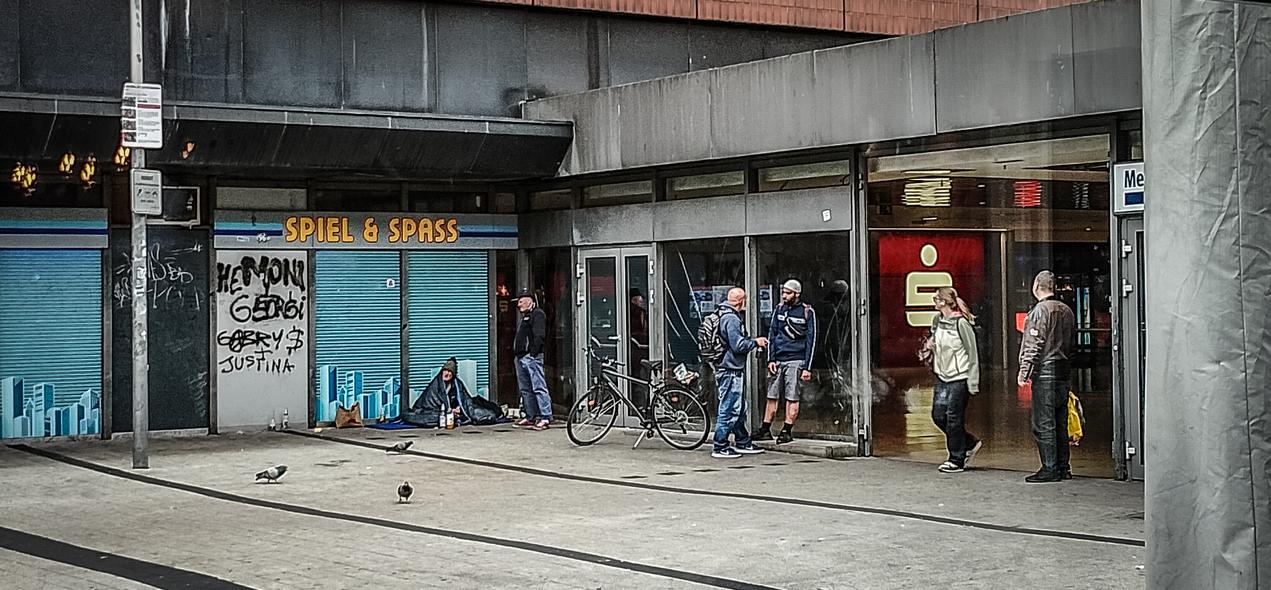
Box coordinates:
[579,247,653,426]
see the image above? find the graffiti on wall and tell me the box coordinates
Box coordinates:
[215,251,309,427]
[216,255,307,375]
[112,241,205,312]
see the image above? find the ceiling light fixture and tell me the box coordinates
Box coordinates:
[113,145,132,168]
[80,155,98,187]
[58,152,76,175]
[10,162,37,195]
[1014,180,1042,208]
[902,177,952,207]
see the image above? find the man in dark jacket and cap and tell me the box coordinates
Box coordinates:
[513,289,552,430]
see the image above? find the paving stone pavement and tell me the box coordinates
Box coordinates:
[0,425,1148,589]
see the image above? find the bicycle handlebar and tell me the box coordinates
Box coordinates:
[585,345,624,368]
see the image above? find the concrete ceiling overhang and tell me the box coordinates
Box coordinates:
[0,95,573,182]
[526,0,1142,177]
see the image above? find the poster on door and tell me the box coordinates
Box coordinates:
[214,250,309,428]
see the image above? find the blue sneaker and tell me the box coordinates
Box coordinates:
[733,444,765,455]
[711,448,742,459]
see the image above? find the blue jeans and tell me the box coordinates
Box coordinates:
[713,368,752,452]
[516,354,552,421]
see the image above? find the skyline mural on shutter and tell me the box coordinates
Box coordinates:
[0,249,103,439]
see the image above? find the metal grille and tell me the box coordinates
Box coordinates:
[0,249,103,438]
[407,251,491,402]
[314,251,402,422]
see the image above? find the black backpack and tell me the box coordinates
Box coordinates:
[696,308,728,364]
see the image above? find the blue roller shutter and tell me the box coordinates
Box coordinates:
[0,250,102,439]
[314,251,401,423]
[407,251,489,404]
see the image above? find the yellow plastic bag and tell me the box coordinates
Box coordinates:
[1067,392,1085,446]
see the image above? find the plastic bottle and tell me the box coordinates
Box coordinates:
[446,412,455,430]
[281,409,289,431]
[268,417,276,431]
[438,412,446,429]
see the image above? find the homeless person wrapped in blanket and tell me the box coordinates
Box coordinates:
[402,357,504,428]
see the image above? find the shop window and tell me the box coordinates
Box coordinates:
[582,180,652,207]
[409,191,484,213]
[312,188,400,212]
[492,192,517,214]
[662,238,745,399]
[530,189,572,211]
[755,232,855,437]
[528,248,575,412]
[666,171,745,200]
[757,160,851,192]
[866,134,1115,478]
[1125,129,1144,161]
[215,187,306,211]
[494,250,519,408]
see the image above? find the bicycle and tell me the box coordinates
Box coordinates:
[566,345,710,450]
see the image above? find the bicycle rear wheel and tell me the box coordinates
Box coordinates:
[651,386,710,450]
[566,385,620,446]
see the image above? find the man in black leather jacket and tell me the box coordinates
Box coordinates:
[1017,270,1076,483]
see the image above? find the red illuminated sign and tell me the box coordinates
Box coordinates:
[876,233,988,368]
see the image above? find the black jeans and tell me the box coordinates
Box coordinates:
[932,379,978,467]
[1030,362,1071,475]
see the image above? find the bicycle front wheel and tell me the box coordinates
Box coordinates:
[566,385,620,446]
[652,386,710,450]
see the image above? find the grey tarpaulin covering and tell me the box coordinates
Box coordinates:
[1143,1,1271,588]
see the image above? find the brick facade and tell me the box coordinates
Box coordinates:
[471,0,1088,34]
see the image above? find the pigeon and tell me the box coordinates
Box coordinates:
[387,441,413,454]
[254,465,288,483]
[397,481,414,503]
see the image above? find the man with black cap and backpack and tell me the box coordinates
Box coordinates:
[513,289,552,430]
[756,279,817,444]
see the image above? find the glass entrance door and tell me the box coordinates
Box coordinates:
[579,247,653,427]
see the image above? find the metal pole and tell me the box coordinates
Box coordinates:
[128,0,149,469]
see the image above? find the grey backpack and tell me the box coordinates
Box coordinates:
[696,309,727,364]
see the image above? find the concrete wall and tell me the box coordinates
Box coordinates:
[527,0,1141,175]
[214,250,310,430]
[518,186,853,248]
[0,0,866,118]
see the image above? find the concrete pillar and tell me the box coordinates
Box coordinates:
[1142,1,1271,588]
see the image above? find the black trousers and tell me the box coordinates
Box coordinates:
[1030,362,1071,475]
[932,379,978,467]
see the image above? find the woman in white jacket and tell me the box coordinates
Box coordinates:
[926,286,982,474]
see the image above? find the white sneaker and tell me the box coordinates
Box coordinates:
[712,448,742,459]
[965,440,984,467]
[939,463,965,474]
[938,461,957,471]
